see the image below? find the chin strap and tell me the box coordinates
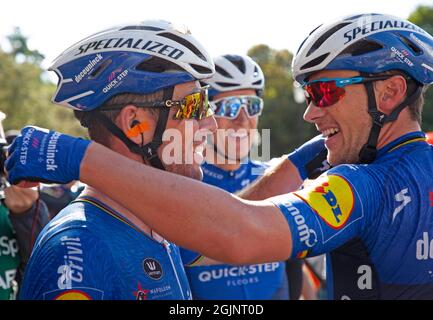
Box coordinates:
[358,73,422,164]
[94,87,174,170]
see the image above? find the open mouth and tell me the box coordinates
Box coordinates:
[322,127,340,138]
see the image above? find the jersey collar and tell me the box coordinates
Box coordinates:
[376,131,427,158]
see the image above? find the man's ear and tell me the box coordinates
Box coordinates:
[117,105,139,134]
[376,75,407,114]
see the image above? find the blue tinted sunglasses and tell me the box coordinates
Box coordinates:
[211,95,263,119]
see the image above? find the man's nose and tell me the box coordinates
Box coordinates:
[303,102,326,123]
[234,107,249,123]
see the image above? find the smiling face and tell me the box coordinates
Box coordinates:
[211,89,259,162]
[160,81,217,180]
[303,70,372,165]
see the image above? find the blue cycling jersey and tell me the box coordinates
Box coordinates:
[20,196,192,300]
[201,160,270,193]
[272,132,433,299]
[184,159,288,300]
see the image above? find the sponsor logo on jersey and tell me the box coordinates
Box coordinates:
[54,290,92,300]
[57,236,84,290]
[133,282,149,300]
[143,258,163,280]
[43,288,104,300]
[197,263,281,282]
[294,174,355,229]
[416,232,433,260]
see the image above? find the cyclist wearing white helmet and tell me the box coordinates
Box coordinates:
[17,20,217,300]
[184,54,289,300]
[8,13,433,299]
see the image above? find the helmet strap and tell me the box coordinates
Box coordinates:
[93,87,174,171]
[358,72,423,164]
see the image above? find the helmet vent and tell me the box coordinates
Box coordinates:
[344,13,380,21]
[190,64,214,74]
[89,59,112,79]
[136,56,184,73]
[215,82,238,88]
[252,79,263,85]
[225,55,246,73]
[300,53,330,70]
[120,26,164,31]
[215,65,233,78]
[398,34,423,55]
[341,39,384,56]
[157,32,207,61]
[307,22,352,57]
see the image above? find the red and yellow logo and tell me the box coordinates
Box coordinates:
[294,175,355,229]
[54,290,92,300]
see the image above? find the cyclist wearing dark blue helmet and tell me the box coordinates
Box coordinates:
[18,20,218,300]
[8,13,433,299]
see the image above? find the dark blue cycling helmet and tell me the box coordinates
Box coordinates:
[292,13,433,86]
[50,20,215,111]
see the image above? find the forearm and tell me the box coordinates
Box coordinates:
[81,143,292,264]
[239,156,303,200]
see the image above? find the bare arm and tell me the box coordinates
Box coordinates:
[81,143,293,265]
[238,156,303,200]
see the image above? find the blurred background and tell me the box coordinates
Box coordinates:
[1,0,433,157]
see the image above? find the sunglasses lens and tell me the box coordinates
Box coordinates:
[305,81,345,107]
[174,87,213,120]
[213,96,263,119]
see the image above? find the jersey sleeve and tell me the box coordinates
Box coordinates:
[269,164,382,259]
[19,228,119,300]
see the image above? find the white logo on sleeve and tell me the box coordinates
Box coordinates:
[392,188,411,224]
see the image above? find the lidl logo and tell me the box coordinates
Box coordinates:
[294,175,355,229]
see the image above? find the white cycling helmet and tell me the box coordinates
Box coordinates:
[204,54,265,98]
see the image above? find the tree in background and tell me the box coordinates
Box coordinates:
[248,45,316,157]
[409,5,433,131]
[0,28,85,137]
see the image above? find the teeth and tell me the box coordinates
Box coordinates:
[322,128,340,137]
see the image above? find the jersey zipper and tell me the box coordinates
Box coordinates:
[163,240,187,300]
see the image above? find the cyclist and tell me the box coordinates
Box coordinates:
[10,13,432,299]
[185,54,289,300]
[13,20,218,300]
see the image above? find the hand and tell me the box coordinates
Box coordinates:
[287,135,330,180]
[4,185,39,214]
[5,126,92,185]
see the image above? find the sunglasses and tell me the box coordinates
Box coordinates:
[302,76,391,108]
[211,95,263,119]
[105,86,214,120]
[169,86,214,120]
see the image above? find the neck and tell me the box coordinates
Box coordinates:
[376,110,421,150]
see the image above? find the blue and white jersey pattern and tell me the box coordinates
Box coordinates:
[20,196,192,300]
[272,132,433,299]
